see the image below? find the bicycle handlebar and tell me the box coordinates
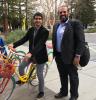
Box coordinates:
[7,46,26,57]
[8,46,16,52]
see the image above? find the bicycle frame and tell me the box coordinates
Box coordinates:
[3,48,37,84]
[15,63,36,83]
[0,77,10,93]
[0,44,53,84]
[7,44,52,84]
[0,44,51,100]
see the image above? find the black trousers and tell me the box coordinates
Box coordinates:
[55,52,79,98]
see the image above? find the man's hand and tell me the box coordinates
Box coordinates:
[25,53,32,58]
[8,44,14,50]
[73,55,80,67]
[8,44,16,51]
[23,53,32,62]
[8,44,14,48]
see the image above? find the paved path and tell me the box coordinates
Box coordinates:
[9,59,96,100]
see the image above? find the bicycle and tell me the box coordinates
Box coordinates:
[0,46,27,100]
[8,45,53,86]
[19,41,53,86]
[0,53,16,100]
[0,45,52,100]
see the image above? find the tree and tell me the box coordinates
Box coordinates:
[2,0,9,34]
[39,0,55,26]
[8,0,22,30]
[74,0,96,28]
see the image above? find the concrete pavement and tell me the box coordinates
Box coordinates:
[2,45,96,100]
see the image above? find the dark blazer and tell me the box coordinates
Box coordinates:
[52,20,85,64]
[13,25,49,64]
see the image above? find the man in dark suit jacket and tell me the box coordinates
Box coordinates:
[8,12,49,99]
[52,5,85,100]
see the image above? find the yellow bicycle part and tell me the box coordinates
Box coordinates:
[19,74,29,83]
[18,64,36,83]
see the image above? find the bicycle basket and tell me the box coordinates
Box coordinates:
[0,63,15,78]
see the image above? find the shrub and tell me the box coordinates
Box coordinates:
[85,28,96,33]
[5,30,26,44]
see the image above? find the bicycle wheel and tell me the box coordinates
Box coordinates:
[0,76,16,100]
[29,63,49,86]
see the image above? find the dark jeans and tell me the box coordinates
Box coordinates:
[55,52,79,98]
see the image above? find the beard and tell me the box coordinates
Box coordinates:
[60,15,68,23]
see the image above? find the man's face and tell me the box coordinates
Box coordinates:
[33,16,43,27]
[58,6,69,23]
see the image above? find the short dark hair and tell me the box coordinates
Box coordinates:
[33,12,43,19]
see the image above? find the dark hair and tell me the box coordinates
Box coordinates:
[33,12,43,19]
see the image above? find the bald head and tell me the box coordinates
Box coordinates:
[58,5,69,23]
[58,5,69,15]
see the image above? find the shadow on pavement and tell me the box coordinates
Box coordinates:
[9,84,68,100]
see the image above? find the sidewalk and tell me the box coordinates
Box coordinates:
[7,45,96,100]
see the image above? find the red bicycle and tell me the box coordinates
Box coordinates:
[0,54,16,100]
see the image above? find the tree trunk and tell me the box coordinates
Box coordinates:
[3,0,8,34]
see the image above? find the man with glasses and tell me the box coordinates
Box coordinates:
[8,12,49,99]
[52,5,85,100]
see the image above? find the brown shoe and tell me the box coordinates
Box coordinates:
[54,92,67,99]
[36,92,44,99]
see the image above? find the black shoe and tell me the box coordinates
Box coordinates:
[54,92,67,99]
[69,97,78,100]
[16,80,24,85]
[36,92,44,99]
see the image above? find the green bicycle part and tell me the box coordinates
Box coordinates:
[10,51,26,73]
[11,56,21,64]
[15,50,26,58]
[7,76,16,100]
[10,50,26,63]
[16,50,26,55]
